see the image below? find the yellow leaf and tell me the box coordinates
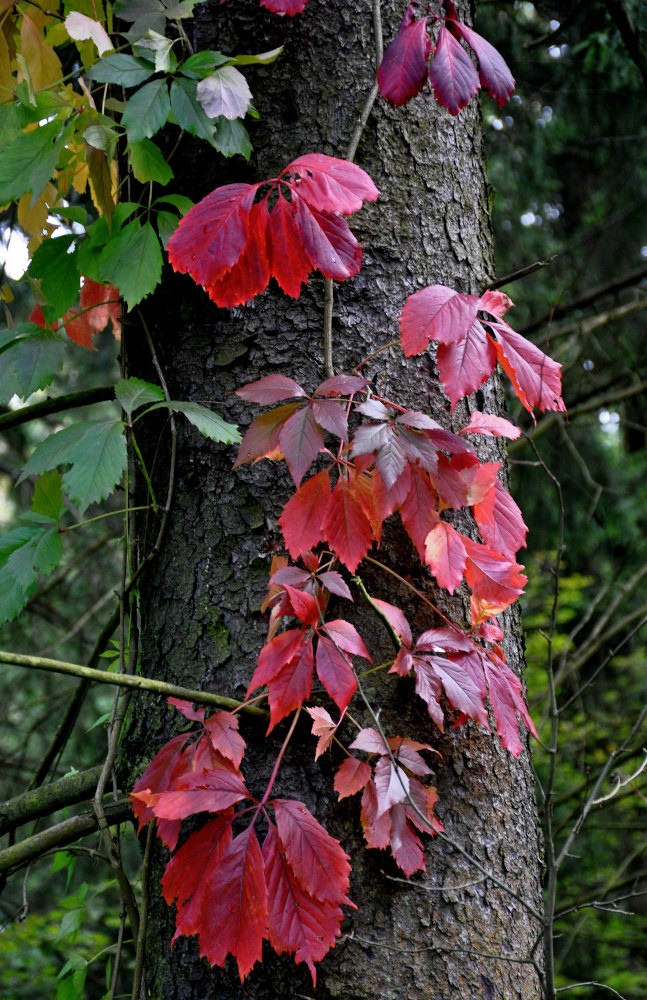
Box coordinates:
[18,181,60,248]
[85,141,116,224]
[0,22,16,105]
[20,13,63,92]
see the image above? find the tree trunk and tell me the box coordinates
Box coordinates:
[122,0,545,996]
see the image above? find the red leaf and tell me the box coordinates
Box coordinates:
[282,583,320,626]
[168,697,205,722]
[167,182,257,287]
[458,457,501,507]
[236,373,306,405]
[64,279,121,348]
[204,199,271,307]
[436,320,497,410]
[294,197,362,281]
[311,397,348,439]
[197,824,268,979]
[451,20,515,107]
[428,25,480,115]
[151,766,250,820]
[374,756,410,816]
[279,469,331,558]
[481,650,537,756]
[400,465,440,560]
[414,650,489,730]
[279,403,324,486]
[323,476,373,572]
[314,374,370,396]
[263,823,346,985]
[234,401,300,468]
[248,628,309,693]
[318,570,353,601]
[161,813,234,938]
[463,536,527,622]
[369,597,412,647]
[315,635,357,713]
[360,779,392,849]
[488,320,566,417]
[260,0,309,13]
[334,757,372,799]
[415,627,473,654]
[130,732,190,845]
[287,153,379,215]
[268,192,313,297]
[377,8,431,106]
[273,799,352,906]
[249,630,314,733]
[388,737,435,775]
[204,710,246,768]
[399,285,480,356]
[474,479,528,559]
[324,619,371,661]
[305,705,339,759]
[388,801,426,875]
[424,521,467,594]
[479,288,514,318]
[459,410,521,440]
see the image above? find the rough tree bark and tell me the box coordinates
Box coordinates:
[122,0,545,996]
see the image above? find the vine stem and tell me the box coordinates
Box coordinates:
[0,649,267,716]
[259,708,301,807]
[322,0,383,378]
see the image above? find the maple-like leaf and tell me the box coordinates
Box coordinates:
[377,6,431,106]
[130,732,190,849]
[168,155,378,306]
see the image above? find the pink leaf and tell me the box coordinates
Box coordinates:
[370,597,413,647]
[377,7,431,106]
[428,25,480,115]
[488,320,566,417]
[260,0,309,13]
[374,755,410,816]
[424,521,467,594]
[474,479,528,558]
[288,153,379,215]
[399,284,480,356]
[305,705,338,759]
[279,404,324,486]
[236,373,306,405]
[315,635,357,713]
[436,321,497,410]
[459,410,521,440]
[204,711,246,769]
[294,197,362,281]
[451,20,515,107]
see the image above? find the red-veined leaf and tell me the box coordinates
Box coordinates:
[279,403,324,486]
[334,757,372,799]
[287,153,379,215]
[234,401,300,468]
[268,192,313,297]
[196,824,268,979]
[263,823,346,985]
[451,19,515,107]
[161,813,234,939]
[236,373,306,404]
[399,465,441,560]
[369,597,412,647]
[305,705,338,759]
[414,650,489,729]
[273,798,352,906]
[204,710,246,768]
[204,199,271,307]
[315,634,357,713]
[377,7,431,106]
[424,521,467,594]
[167,182,257,286]
[399,285,480,355]
[279,469,331,557]
[428,25,480,115]
[487,320,566,417]
[150,766,249,819]
[459,410,521,439]
[474,479,528,558]
[436,320,497,409]
[294,197,362,281]
[323,476,373,572]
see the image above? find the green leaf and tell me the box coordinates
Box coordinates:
[0,330,67,403]
[230,46,283,66]
[115,376,165,417]
[98,220,163,309]
[0,520,62,623]
[147,400,241,443]
[83,123,118,159]
[179,49,230,78]
[55,205,88,226]
[129,138,174,185]
[134,30,177,72]
[18,419,127,514]
[122,79,171,142]
[169,77,217,144]
[155,209,179,248]
[154,192,194,214]
[29,234,80,317]
[213,116,252,160]
[31,470,66,522]
[0,119,70,204]
[87,52,155,86]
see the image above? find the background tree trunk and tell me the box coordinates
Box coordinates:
[122,0,545,996]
